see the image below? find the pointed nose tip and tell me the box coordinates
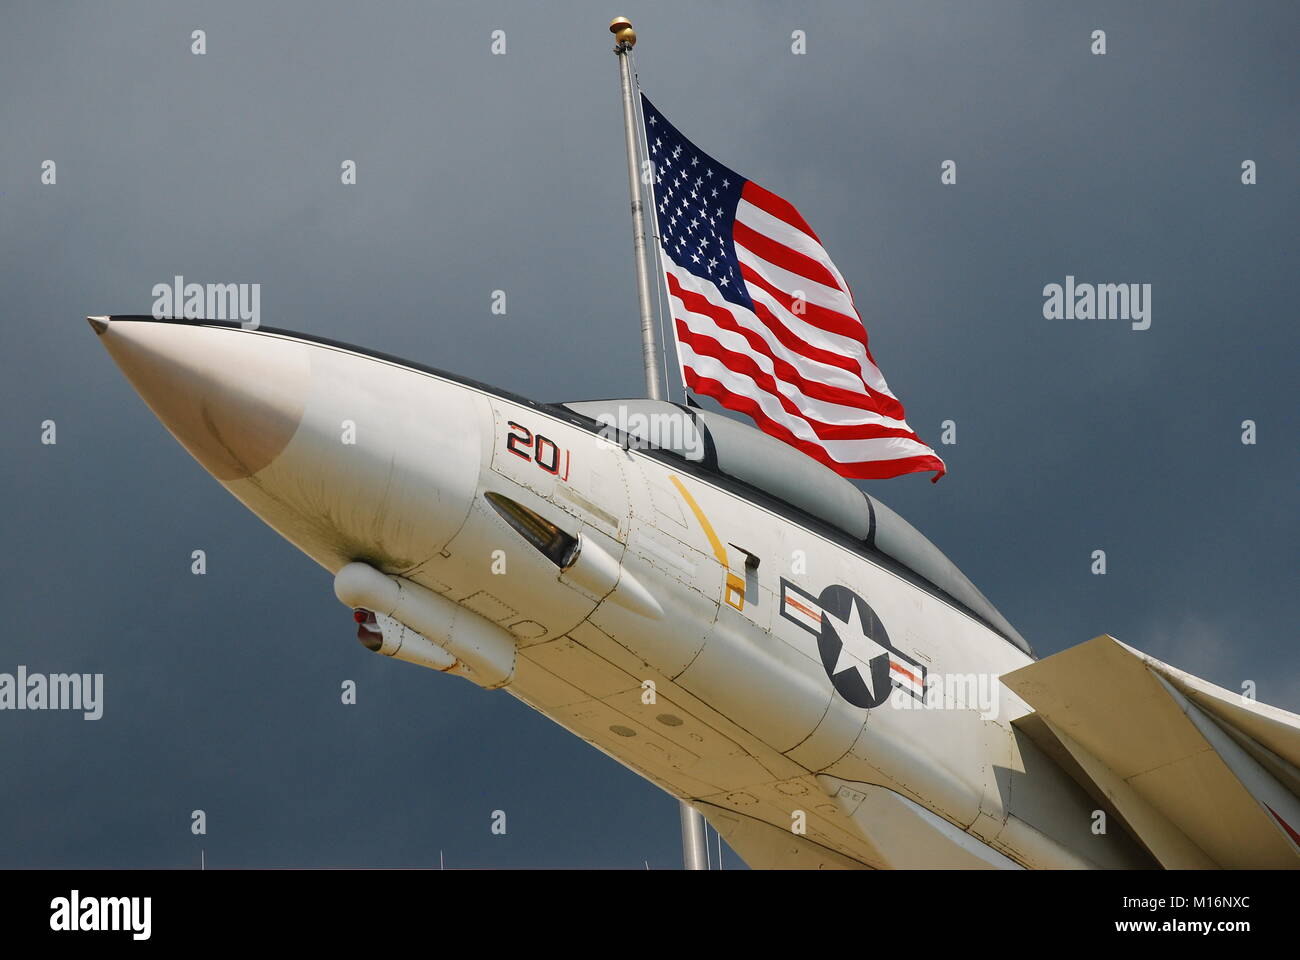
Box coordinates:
[92,318,309,481]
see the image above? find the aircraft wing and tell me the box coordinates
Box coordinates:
[1002,635,1300,868]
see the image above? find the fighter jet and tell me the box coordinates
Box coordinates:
[89,314,1300,869]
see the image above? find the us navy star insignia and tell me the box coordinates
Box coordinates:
[825,596,891,700]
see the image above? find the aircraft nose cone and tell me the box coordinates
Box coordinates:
[90,316,486,575]
[90,317,308,480]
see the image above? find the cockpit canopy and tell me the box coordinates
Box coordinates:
[558,399,1031,656]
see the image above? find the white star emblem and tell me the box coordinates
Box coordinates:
[824,599,892,701]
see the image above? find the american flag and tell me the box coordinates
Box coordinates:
[641,94,946,481]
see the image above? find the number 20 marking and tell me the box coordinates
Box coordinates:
[506,421,571,481]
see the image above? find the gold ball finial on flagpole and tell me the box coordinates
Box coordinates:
[610,16,636,49]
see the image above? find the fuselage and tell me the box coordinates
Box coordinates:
[92,316,1154,869]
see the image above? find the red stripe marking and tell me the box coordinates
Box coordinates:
[786,596,822,623]
[890,661,922,685]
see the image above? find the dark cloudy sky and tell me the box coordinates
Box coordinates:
[1,2,1294,868]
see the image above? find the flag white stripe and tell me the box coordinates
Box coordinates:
[742,278,898,399]
[666,258,901,406]
[667,263,913,430]
[735,198,851,295]
[734,242,859,319]
[678,343,941,464]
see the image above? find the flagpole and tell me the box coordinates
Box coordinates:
[611,16,662,402]
[610,15,709,872]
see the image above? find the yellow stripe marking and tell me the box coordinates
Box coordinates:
[669,474,746,611]
[669,475,728,566]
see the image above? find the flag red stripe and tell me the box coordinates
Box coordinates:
[732,220,844,293]
[741,180,823,245]
[746,295,878,392]
[682,368,946,481]
[674,318,924,443]
[741,264,880,368]
[667,274,911,422]
[744,282,904,420]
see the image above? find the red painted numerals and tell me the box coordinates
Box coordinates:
[505,421,570,481]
